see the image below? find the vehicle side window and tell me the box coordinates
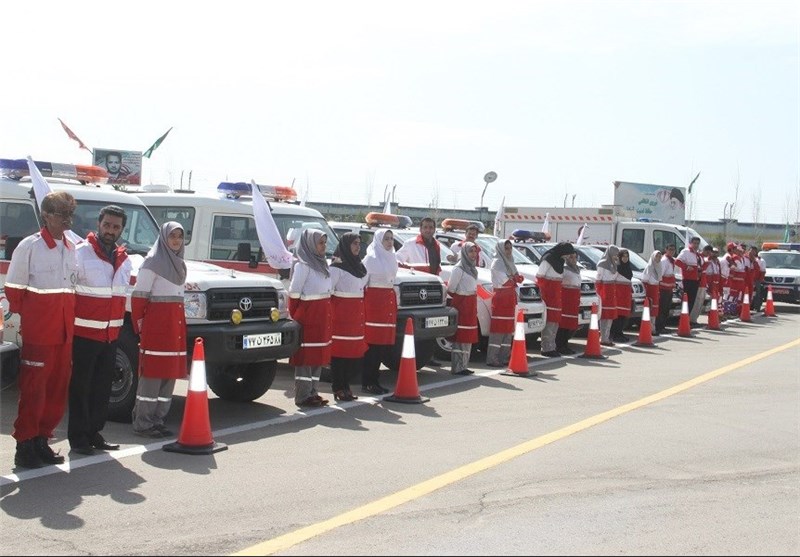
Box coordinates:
[148,206,196,245]
[211,215,259,260]
[654,230,684,253]
[620,228,644,255]
[0,201,39,260]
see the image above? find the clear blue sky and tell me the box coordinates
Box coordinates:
[2,1,797,224]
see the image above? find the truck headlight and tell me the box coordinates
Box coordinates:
[277,288,289,319]
[184,292,207,319]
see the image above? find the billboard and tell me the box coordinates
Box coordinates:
[93,148,142,186]
[613,181,685,225]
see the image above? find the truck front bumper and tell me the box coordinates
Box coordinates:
[187,319,301,364]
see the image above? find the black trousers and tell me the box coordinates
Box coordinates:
[655,289,673,332]
[683,279,700,318]
[330,356,362,392]
[68,336,116,447]
[363,344,392,387]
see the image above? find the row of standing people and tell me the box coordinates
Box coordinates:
[6,190,188,468]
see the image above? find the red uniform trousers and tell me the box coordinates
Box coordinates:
[596,282,618,320]
[645,283,660,316]
[449,293,479,344]
[615,283,632,317]
[14,342,72,442]
[559,287,581,331]
[490,284,517,334]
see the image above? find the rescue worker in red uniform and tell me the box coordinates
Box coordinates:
[396,217,442,275]
[675,237,703,325]
[486,239,523,366]
[690,245,714,324]
[448,223,489,268]
[749,246,767,312]
[655,244,677,334]
[361,229,398,395]
[69,205,132,454]
[329,232,367,402]
[610,248,633,343]
[131,222,187,437]
[556,251,582,354]
[724,242,745,316]
[447,242,479,375]
[641,250,663,335]
[595,245,620,345]
[537,242,576,356]
[6,191,78,468]
[289,229,333,408]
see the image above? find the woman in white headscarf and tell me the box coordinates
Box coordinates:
[289,229,333,408]
[641,250,663,335]
[556,250,582,354]
[486,239,523,366]
[361,228,398,394]
[447,242,479,375]
[595,245,620,345]
[131,221,187,437]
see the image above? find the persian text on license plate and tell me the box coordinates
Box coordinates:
[773,288,791,295]
[425,316,449,328]
[527,318,544,329]
[242,332,282,349]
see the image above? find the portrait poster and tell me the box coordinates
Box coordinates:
[613,181,686,224]
[93,148,143,186]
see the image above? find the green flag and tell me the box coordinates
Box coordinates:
[687,171,700,194]
[142,127,173,159]
[784,222,791,242]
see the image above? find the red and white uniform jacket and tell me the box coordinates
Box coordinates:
[329,266,368,359]
[4,227,77,345]
[595,266,618,320]
[489,264,519,335]
[536,260,563,324]
[659,256,676,293]
[447,266,478,344]
[755,257,767,281]
[701,257,721,297]
[559,266,582,331]
[742,255,754,296]
[288,262,333,366]
[725,254,745,299]
[74,233,132,342]
[675,247,702,281]
[451,240,490,268]
[396,236,442,275]
[363,261,397,346]
[614,273,632,317]
[132,268,187,379]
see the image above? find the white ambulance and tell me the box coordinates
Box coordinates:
[0,161,300,420]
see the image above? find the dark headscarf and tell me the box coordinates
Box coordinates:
[332,232,367,278]
[297,229,330,278]
[541,241,576,274]
[617,249,633,280]
[140,221,186,285]
[597,245,619,273]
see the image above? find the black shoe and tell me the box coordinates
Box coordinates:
[612,335,630,343]
[153,425,174,437]
[90,434,120,451]
[15,439,46,469]
[362,384,389,395]
[453,369,474,375]
[70,445,96,456]
[34,436,65,464]
[541,350,561,358]
[428,359,443,367]
[558,346,576,355]
[600,341,615,347]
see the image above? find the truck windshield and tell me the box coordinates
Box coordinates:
[272,215,339,257]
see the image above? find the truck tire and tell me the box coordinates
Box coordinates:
[107,326,139,423]
[383,338,435,371]
[207,361,277,402]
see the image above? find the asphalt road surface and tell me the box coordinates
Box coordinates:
[1,305,798,556]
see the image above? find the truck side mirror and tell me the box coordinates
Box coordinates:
[235,242,251,262]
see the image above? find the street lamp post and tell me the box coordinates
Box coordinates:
[480,171,497,224]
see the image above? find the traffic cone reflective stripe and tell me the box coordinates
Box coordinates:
[740,292,751,322]
[706,296,721,330]
[677,293,692,337]
[503,310,532,376]
[764,286,776,317]
[580,303,605,359]
[633,298,655,347]
[384,318,429,404]
[163,338,228,455]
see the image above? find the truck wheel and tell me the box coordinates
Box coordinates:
[433,336,453,361]
[207,361,277,402]
[383,338,435,371]
[107,327,139,423]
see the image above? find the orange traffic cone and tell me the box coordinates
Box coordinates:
[633,298,655,347]
[706,296,721,330]
[384,318,429,404]
[580,303,605,359]
[677,293,692,337]
[164,338,228,455]
[502,310,534,376]
[764,286,777,317]
[740,292,751,322]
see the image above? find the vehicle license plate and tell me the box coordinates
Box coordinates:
[581,309,592,320]
[527,318,544,329]
[425,316,449,328]
[242,332,282,349]
[773,288,790,295]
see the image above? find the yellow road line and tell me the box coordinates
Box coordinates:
[232,337,800,556]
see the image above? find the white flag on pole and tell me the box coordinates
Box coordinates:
[26,156,84,244]
[494,196,505,237]
[576,223,588,245]
[251,180,294,269]
[542,212,550,235]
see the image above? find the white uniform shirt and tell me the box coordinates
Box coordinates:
[447,266,478,295]
[289,262,333,300]
[329,266,367,297]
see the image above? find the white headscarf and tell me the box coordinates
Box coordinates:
[140,221,186,285]
[296,228,329,278]
[491,239,517,278]
[455,241,479,279]
[642,250,663,284]
[363,228,398,282]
